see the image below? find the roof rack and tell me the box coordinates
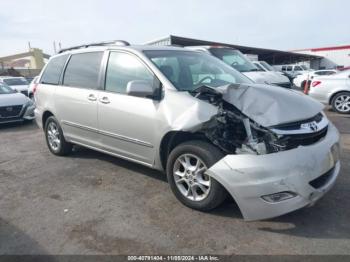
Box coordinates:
[58,40,130,53]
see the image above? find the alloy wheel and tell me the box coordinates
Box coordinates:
[47,121,61,151]
[334,95,350,113]
[173,154,211,201]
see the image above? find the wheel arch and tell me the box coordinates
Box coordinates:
[329,90,350,105]
[42,110,54,128]
[159,130,211,170]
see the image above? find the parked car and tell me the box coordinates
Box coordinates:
[25,76,35,83]
[309,70,350,113]
[252,61,291,87]
[35,42,340,221]
[0,76,29,96]
[0,83,35,124]
[293,70,338,89]
[254,61,287,75]
[274,64,310,79]
[186,46,291,88]
[28,76,39,100]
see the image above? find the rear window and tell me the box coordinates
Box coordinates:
[40,55,68,85]
[63,52,103,89]
[3,78,28,86]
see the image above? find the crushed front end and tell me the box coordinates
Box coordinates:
[190,85,341,220]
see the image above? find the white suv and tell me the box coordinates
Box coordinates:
[35,41,340,221]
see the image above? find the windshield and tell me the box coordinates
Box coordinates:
[0,84,15,94]
[3,78,28,86]
[208,48,259,73]
[260,61,276,71]
[144,50,253,92]
[254,63,266,71]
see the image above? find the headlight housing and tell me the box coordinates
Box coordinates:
[25,99,34,107]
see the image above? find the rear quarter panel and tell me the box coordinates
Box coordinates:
[310,78,349,104]
[34,84,57,129]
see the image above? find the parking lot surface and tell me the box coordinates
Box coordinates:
[0,109,349,255]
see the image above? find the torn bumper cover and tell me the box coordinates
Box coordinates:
[206,122,341,221]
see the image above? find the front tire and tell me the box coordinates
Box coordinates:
[166,141,227,211]
[331,92,350,114]
[44,116,72,155]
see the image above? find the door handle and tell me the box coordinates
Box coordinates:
[87,94,97,101]
[100,96,110,104]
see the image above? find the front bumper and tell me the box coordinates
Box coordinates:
[0,104,35,124]
[22,105,35,120]
[206,122,341,221]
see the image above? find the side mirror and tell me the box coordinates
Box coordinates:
[126,80,154,98]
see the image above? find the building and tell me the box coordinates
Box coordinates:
[145,35,322,67]
[0,48,50,77]
[291,45,350,70]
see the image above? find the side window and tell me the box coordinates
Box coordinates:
[105,52,155,94]
[151,57,180,86]
[286,66,292,71]
[40,55,68,85]
[294,66,302,71]
[63,52,103,89]
[282,66,286,71]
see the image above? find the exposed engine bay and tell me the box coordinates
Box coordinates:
[190,85,328,155]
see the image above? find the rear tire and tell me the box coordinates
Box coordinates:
[166,140,227,211]
[331,92,350,114]
[44,116,72,155]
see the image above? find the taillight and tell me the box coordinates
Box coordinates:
[33,83,39,94]
[311,81,322,87]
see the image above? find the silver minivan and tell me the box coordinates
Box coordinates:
[35,41,340,221]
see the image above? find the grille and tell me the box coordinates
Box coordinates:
[272,113,323,131]
[309,167,335,189]
[284,126,328,150]
[0,105,23,118]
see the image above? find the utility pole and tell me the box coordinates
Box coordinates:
[28,41,31,50]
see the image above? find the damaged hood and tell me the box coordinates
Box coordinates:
[217,83,324,127]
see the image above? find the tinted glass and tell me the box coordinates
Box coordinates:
[0,84,15,94]
[286,66,292,71]
[41,55,68,85]
[294,66,303,71]
[63,52,103,89]
[105,52,154,94]
[260,61,276,71]
[254,63,265,71]
[3,78,28,86]
[144,50,252,92]
[210,48,258,73]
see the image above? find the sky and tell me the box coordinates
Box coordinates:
[0,0,349,56]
